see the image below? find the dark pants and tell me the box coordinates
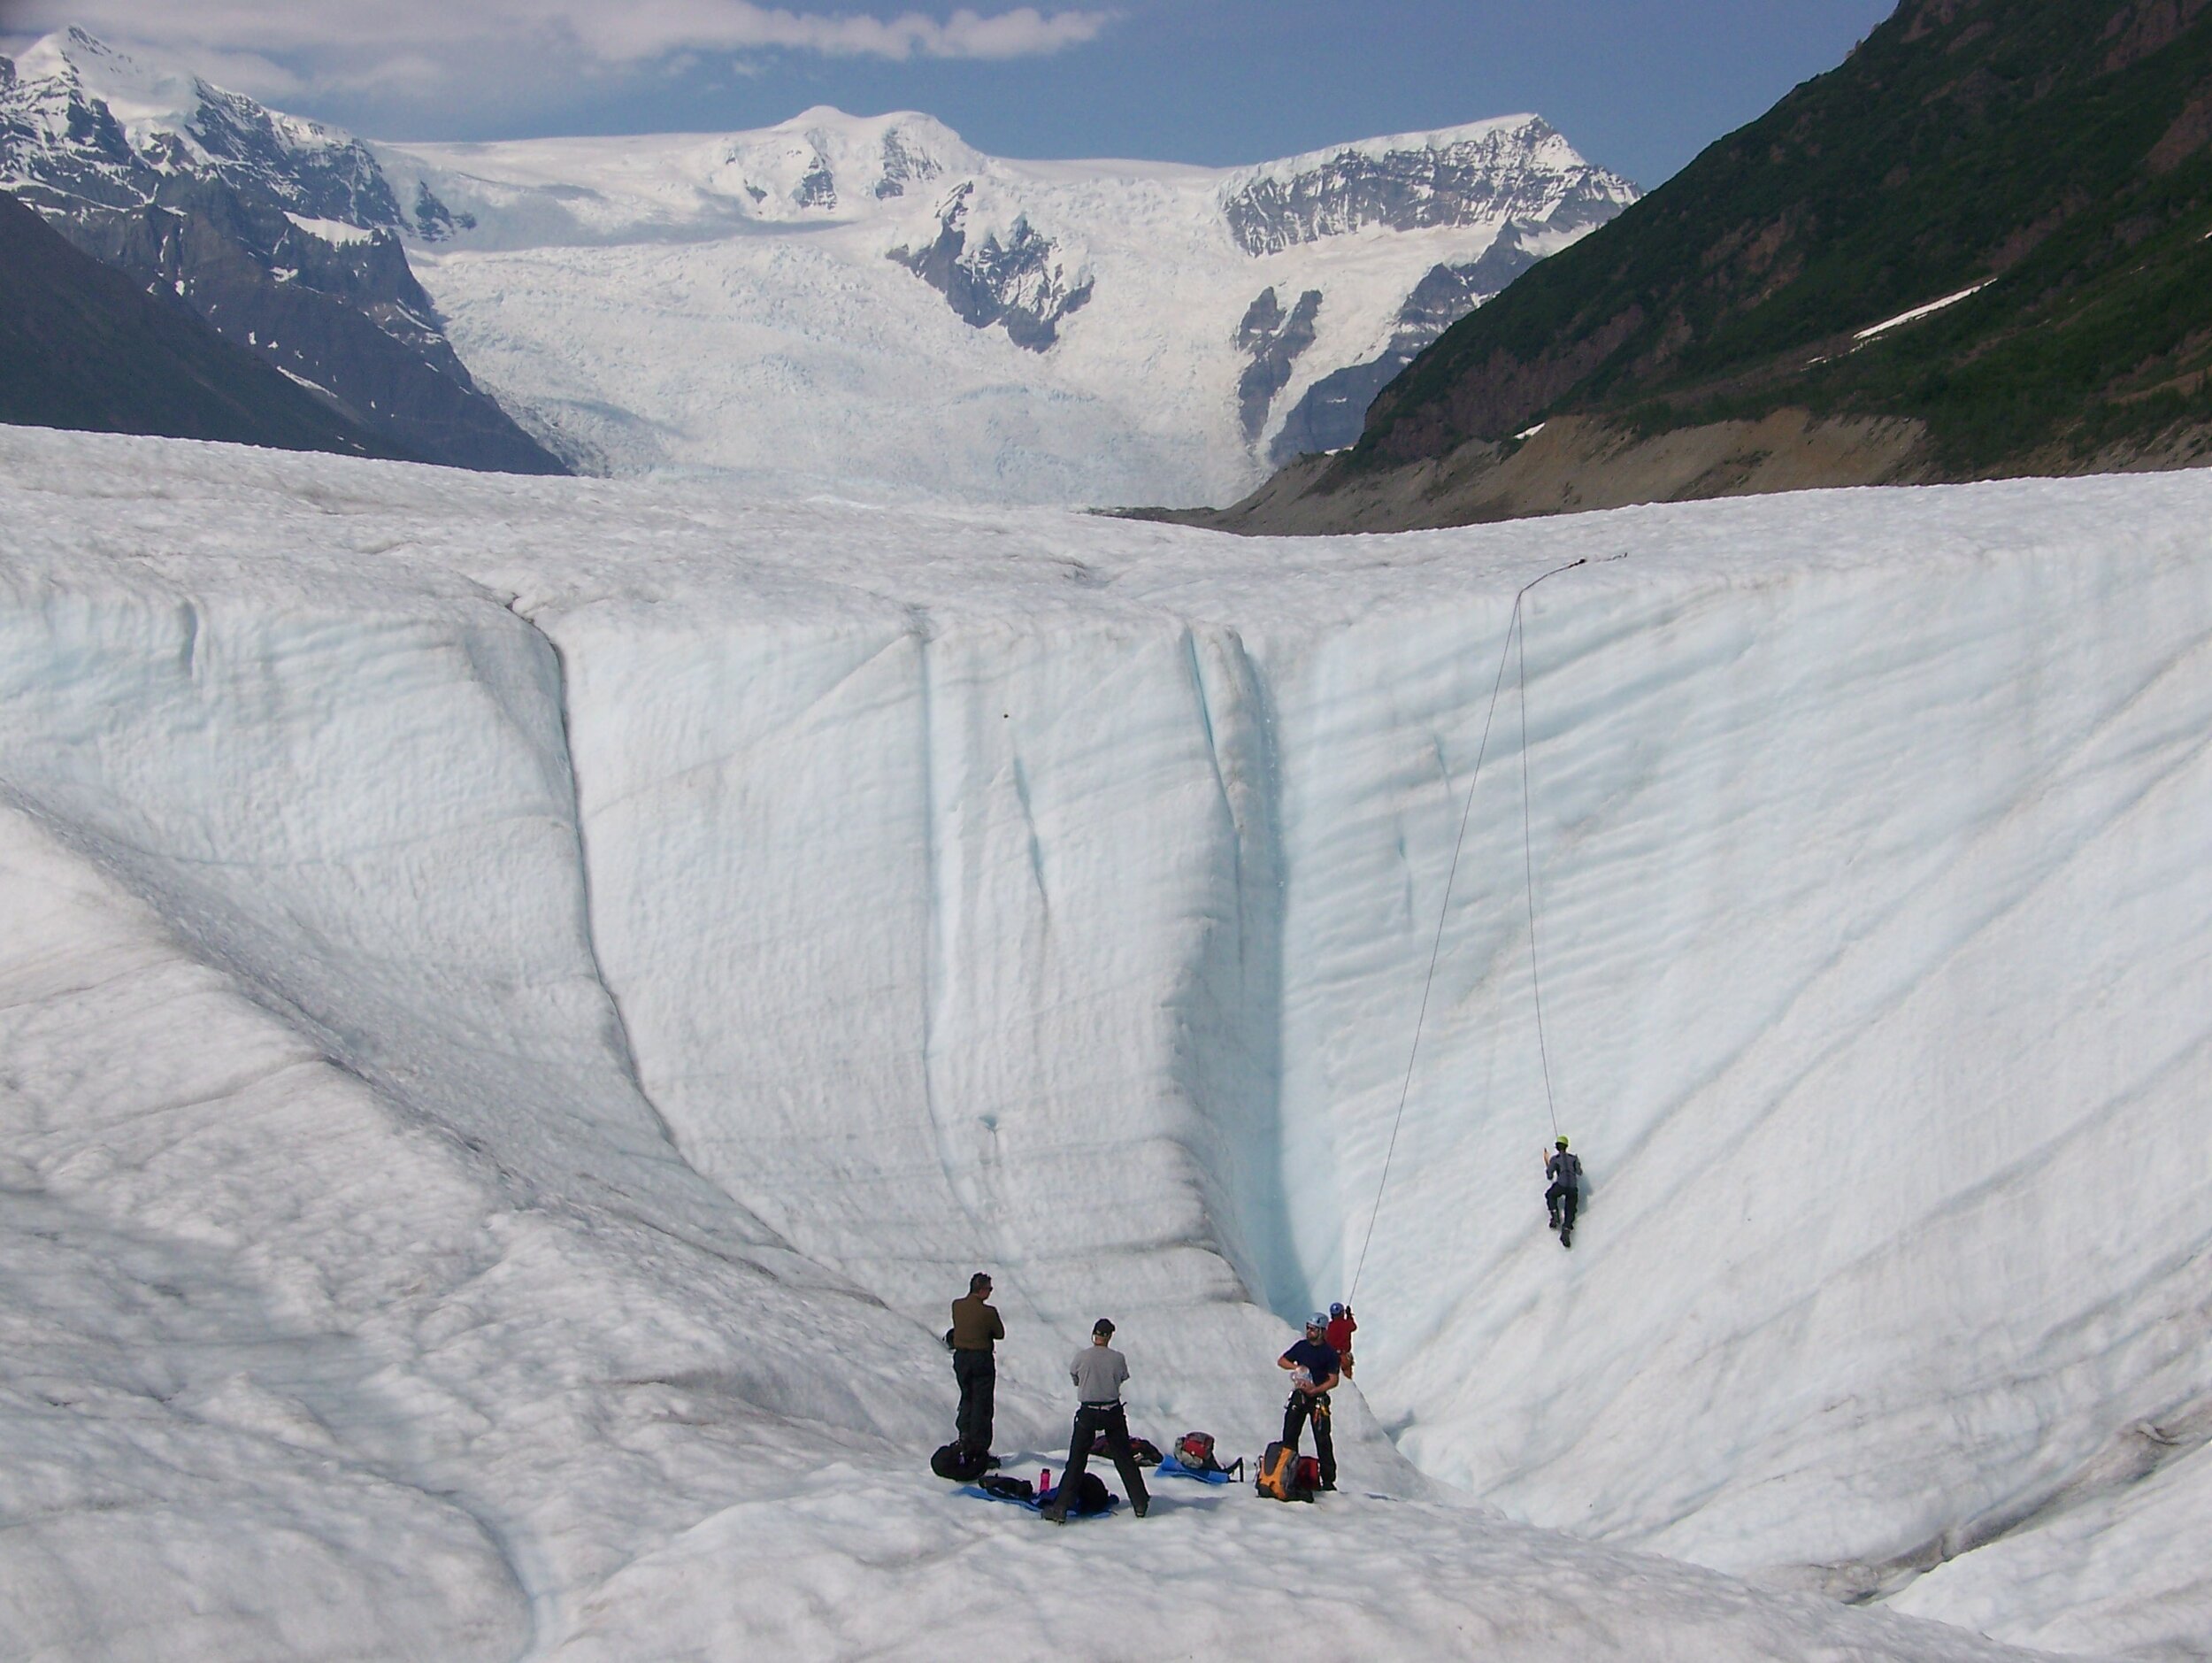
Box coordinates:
[1547,1182,1579,1234]
[1048,1401,1148,1515]
[953,1350,995,1451]
[1282,1390,1337,1487]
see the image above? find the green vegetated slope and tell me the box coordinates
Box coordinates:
[1249,0,2212,528]
[0,189,411,463]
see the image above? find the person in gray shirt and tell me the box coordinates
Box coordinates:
[1041,1318,1151,1521]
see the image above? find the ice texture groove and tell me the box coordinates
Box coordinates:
[2,427,2209,1658]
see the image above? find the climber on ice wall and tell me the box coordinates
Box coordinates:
[1546,1137,1582,1249]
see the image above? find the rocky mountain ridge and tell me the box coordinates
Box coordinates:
[1218,115,1632,256]
[887,181,1094,351]
[0,186,407,458]
[0,28,560,474]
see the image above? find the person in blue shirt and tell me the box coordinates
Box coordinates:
[1276,1313,1340,1491]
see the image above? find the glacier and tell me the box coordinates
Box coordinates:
[2,425,2210,1659]
[374,109,1632,501]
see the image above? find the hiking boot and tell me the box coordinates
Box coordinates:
[1040,1505,1066,1524]
[1132,1497,1148,1518]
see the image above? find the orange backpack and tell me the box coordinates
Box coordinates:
[1256,1440,1316,1503]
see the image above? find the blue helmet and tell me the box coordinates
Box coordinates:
[1329,1303,1345,1318]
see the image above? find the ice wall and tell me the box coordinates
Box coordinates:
[522,582,1323,1455]
[503,472,2212,1651]
[4,430,2210,1658]
[1268,527,2212,1608]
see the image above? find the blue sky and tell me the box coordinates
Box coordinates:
[5,0,1898,186]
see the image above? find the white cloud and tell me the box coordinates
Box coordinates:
[561,2,1110,62]
[4,1,1112,120]
[12,0,1109,62]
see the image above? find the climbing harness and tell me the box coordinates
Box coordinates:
[1349,554,1622,1297]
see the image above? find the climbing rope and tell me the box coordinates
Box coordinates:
[1348,556,1593,1300]
[1517,603,1562,1144]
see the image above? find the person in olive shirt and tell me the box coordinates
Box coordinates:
[1041,1318,1150,1521]
[948,1271,1004,1458]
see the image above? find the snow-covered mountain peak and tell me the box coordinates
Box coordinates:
[1236,112,1552,179]
[4,28,194,165]
[14,27,193,119]
[1217,112,1638,254]
[0,27,410,230]
[0,29,562,473]
[8,28,349,169]
[702,105,979,219]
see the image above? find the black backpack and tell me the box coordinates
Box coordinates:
[1041,1471,1113,1514]
[1063,1471,1114,1513]
[930,1442,992,1482]
[1088,1433,1164,1466]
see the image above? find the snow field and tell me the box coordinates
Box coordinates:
[544,1473,2041,1662]
[2,427,2208,1658]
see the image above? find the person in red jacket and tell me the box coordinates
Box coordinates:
[1324,1303,1356,1376]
